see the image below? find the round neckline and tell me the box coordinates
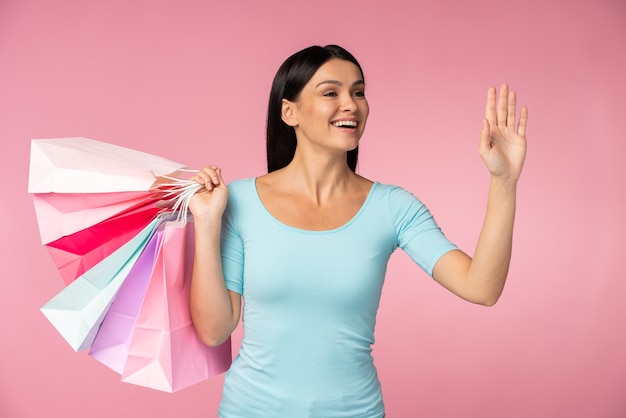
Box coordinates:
[250,177,378,234]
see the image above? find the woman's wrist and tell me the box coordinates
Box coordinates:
[489,174,519,191]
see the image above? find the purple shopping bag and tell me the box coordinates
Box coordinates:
[88,230,163,373]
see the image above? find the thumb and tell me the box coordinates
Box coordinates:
[478,118,491,156]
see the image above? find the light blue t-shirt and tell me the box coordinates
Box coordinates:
[218,178,457,417]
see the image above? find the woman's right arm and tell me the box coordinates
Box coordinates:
[188,166,241,347]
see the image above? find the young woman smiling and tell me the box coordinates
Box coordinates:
[188,45,528,417]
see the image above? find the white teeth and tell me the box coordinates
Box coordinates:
[332,120,357,128]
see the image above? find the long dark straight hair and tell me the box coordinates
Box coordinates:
[266,45,365,173]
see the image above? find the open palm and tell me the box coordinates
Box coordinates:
[479,84,528,181]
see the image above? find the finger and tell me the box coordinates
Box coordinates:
[507,90,516,128]
[517,106,528,137]
[190,170,210,186]
[215,167,227,189]
[497,83,508,126]
[197,165,220,186]
[485,86,497,126]
[478,118,491,156]
[208,165,221,186]
[192,166,220,190]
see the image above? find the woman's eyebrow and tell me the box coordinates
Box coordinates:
[316,79,365,88]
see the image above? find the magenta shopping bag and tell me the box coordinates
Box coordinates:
[45,205,161,285]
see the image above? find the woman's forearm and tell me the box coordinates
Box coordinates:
[189,217,240,347]
[466,176,518,304]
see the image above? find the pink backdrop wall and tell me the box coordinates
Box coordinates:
[1,0,625,417]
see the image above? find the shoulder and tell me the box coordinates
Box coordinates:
[223,178,256,216]
[367,182,433,231]
[226,177,254,192]
[225,177,255,200]
[370,181,425,206]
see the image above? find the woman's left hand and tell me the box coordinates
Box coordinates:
[479,83,528,181]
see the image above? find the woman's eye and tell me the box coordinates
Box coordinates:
[323,91,338,97]
[353,91,365,97]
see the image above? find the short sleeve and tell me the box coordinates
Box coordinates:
[220,184,244,295]
[388,186,458,276]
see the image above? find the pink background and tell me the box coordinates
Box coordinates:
[1,0,625,417]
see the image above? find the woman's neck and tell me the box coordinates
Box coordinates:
[274,152,357,206]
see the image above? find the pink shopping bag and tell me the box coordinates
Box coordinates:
[119,220,231,392]
[32,191,158,245]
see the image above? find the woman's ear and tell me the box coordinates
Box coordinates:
[281,99,298,127]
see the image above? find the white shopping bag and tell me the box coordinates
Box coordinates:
[28,137,187,193]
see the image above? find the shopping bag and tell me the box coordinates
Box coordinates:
[40,218,159,351]
[30,137,225,392]
[88,228,163,373]
[29,137,201,285]
[32,190,159,245]
[45,205,161,285]
[120,220,232,392]
[28,137,186,193]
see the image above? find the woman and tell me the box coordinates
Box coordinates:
[188,45,528,417]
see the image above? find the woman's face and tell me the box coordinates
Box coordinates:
[282,58,369,156]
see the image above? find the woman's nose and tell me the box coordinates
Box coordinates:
[341,94,357,111]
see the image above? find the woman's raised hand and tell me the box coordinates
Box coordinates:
[189,165,229,223]
[479,84,528,182]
